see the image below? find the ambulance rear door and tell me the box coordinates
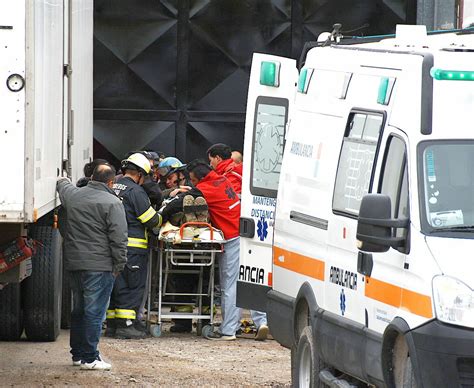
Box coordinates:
[237,53,298,312]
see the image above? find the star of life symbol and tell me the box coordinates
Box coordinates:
[256,216,268,242]
[340,289,346,316]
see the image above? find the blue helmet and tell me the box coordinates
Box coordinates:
[158,157,183,178]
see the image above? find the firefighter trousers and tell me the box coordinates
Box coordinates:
[108,252,148,322]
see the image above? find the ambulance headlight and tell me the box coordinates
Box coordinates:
[432,276,474,328]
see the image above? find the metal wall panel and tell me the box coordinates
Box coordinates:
[94,0,416,165]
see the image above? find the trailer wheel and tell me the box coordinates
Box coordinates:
[60,261,72,329]
[292,326,327,388]
[23,224,62,341]
[0,283,23,341]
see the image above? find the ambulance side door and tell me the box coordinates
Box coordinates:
[365,129,410,334]
[237,53,298,312]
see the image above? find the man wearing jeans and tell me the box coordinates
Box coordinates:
[57,164,127,370]
[187,160,268,341]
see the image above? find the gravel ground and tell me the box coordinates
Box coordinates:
[0,324,291,387]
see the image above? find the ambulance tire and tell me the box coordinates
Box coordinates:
[402,357,417,388]
[0,283,23,341]
[293,326,326,388]
[23,225,62,341]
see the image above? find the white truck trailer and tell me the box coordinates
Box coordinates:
[0,0,93,341]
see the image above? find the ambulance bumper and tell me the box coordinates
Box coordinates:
[410,320,474,387]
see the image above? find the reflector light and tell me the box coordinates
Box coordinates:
[430,68,474,81]
[377,77,395,105]
[297,68,314,94]
[260,61,280,87]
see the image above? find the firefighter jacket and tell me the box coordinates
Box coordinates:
[214,158,242,196]
[113,176,162,252]
[196,170,240,239]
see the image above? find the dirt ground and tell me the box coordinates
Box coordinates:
[0,323,291,387]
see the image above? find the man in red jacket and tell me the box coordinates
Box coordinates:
[187,160,268,341]
[207,143,242,197]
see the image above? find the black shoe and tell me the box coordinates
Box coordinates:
[104,319,116,338]
[104,326,116,338]
[170,320,192,333]
[134,319,147,333]
[115,325,149,339]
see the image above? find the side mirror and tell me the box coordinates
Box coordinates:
[356,194,409,253]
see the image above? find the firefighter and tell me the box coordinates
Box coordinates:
[107,153,162,339]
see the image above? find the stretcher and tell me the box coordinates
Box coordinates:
[146,221,224,337]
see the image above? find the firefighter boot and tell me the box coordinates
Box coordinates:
[115,319,148,339]
[104,319,116,338]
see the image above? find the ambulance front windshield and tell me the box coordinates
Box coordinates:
[420,140,474,234]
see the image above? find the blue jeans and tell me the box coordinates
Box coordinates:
[69,271,115,363]
[219,237,267,336]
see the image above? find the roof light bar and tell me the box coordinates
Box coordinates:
[260,61,280,87]
[430,68,474,81]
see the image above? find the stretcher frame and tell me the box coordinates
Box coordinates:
[146,222,224,336]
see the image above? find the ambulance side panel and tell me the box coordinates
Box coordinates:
[268,45,442,385]
[237,53,298,311]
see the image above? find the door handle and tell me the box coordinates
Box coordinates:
[239,217,255,238]
[357,251,373,277]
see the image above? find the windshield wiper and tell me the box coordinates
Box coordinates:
[433,225,474,232]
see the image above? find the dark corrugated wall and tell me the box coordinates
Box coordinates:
[93,0,416,165]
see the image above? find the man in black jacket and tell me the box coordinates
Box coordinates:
[57,164,127,370]
[109,153,162,339]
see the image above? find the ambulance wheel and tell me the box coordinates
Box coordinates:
[392,335,417,388]
[23,224,62,341]
[0,283,23,341]
[293,326,327,388]
[201,324,213,338]
[150,324,162,337]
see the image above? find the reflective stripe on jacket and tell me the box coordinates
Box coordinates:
[113,176,162,251]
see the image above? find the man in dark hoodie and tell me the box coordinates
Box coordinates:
[57,164,127,370]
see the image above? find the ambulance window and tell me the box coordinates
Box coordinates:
[333,111,384,216]
[250,96,288,198]
[379,136,409,225]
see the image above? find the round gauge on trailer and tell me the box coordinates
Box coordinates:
[6,73,25,92]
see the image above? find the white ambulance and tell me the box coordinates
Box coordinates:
[238,26,474,387]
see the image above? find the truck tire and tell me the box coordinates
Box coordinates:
[23,224,62,341]
[61,261,72,329]
[292,326,326,388]
[0,283,23,341]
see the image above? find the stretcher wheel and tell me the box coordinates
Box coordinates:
[201,324,213,338]
[150,324,162,337]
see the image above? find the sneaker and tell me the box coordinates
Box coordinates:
[72,359,82,367]
[183,195,197,223]
[205,331,236,341]
[255,324,269,341]
[115,325,149,339]
[194,196,209,223]
[80,358,112,371]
